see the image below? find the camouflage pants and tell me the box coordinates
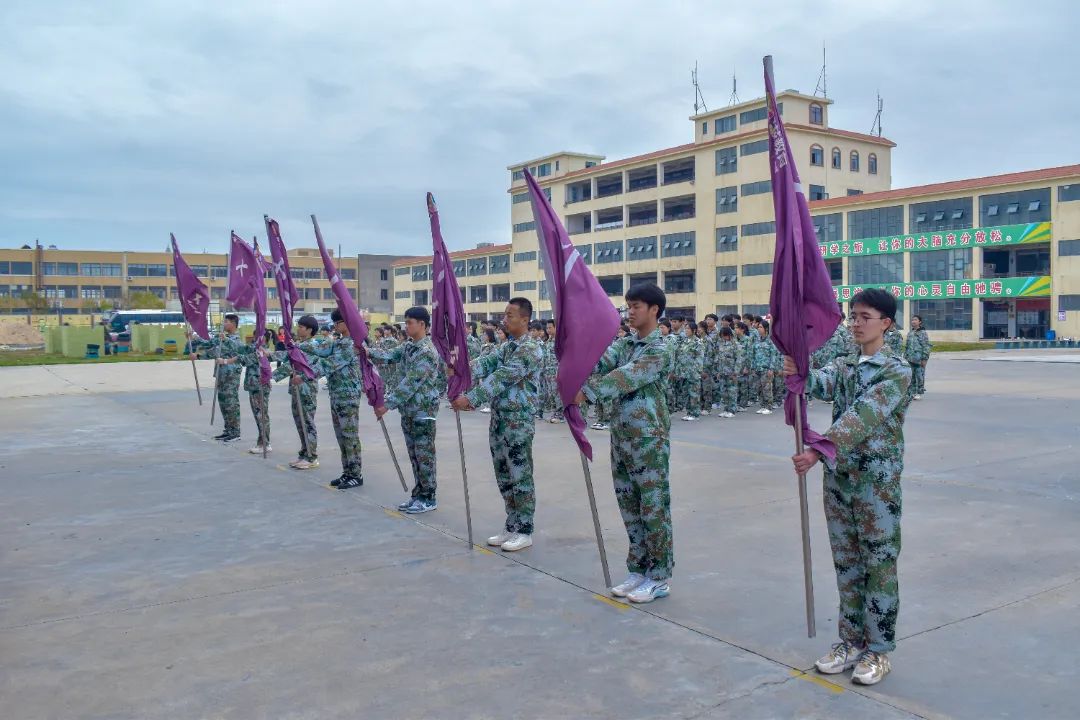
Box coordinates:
[758,370,775,409]
[718,373,738,413]
[665,380,679,416]
[739,372,757,408]
[217,373,241,435]
[773,372,785,405]
[910,364,926,396]
[290,382,318,461]
[488,412,536,534]
[247,385,271,446]
[401,415,437,502]
[824,464,902,653]
[677,377,700,417]
[543,376,563,418]
[610,432,673,581]
[701,371,717,410]
[330,398,363,479]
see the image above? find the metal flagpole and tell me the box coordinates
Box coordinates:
[209,357,220,425]
[292,383,309,459]
[580,451,612,589]
[793,392,816,638]
[261,382,269,460]
[454,409,474,548]
[186,323,203,405]
[379,416,409,492]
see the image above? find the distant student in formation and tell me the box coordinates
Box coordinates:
[310,309,365,490]
[543,319,563,424]
[903,315,932,400]
[272,315,323,470]
[580,283,673,604]
[371,306,446,514]
[188,313,244,443]
[452,298,542,552]
[785,288,911,686]
[226,330,274,454]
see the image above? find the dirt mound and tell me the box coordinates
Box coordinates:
[0,322,45,346]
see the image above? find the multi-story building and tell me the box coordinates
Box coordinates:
[393,90,1080,341]
[0,245,407,319]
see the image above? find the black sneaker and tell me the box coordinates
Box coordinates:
[213,432,229,440]
[222,434,241,443]
[330,475,345,488]
[338,476,363,490]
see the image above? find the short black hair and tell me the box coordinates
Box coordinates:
[736,321,749,333]
[720,326,734,338]
[330,309,344,324]
[705,313,719,322]
[529,320,544,331]
[911,314,923,323]
[852,288,897,322]
[697,320,708,331]
[404,306,431,327]
[624,283,666,318]
[482,328,497,343]
[297,315,319,334]
[508,297,533,319]
[659,318,672,329]
[224,313,239,325]
[759,319,770,332]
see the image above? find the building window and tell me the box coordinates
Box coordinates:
[813,213,842,243]
[847,189,863,196]
[395,290,411,299]
[1059,239,1080,256]
[323,288,335,300]
[491,283,511,302]
[395,266,410,276]
[911,248,973,281]
[740,139,769,156]
[511,169,524,181]
[847,205,904,240]
[339,268,355,280]
[537,163,552,177]
[513,251,537,262]
[849,254,904,284]
[661,231,695,258]
[741,221,776,236]
[579,245,593,265]
[1059,295,1080,311]
[715,226,738,253]
[850,151,860,172]
[511,192,530,204]
[741,262,774,277]
[715,115,736,133]
[626,236,657,261]
[412,289,429,306]
[809,184,827,201]
[469,286,487,303]
[467,258,488,276]
[594,240,623,264]
[1059,184,1080,202]
[979,188,1051,225]
[42,262,79,276]
[715,147,737,175]
[810,145,824,167]
[538,280,548,300]
[868,153,878,175]
[597,275,623,296]
[739,106,767,124]
[827,259,843,286]
[380,289,388,301]
[489,254,510,274]
[809,103,823,125]
[831,147,842,170]
[412,265,430,281]
[912,299,972,330]
[514,281,537,291]
[126,263,167,277]
[702,121,708,134]
[451,260,466,277]
[716,186,738,214]
[664,270,695,294]
[909,197,973,232]
[513,221,536,233]
[741,180,772,196]
[716,265,738,291]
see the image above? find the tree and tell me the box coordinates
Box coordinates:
[128,291,165,309]
[19,289,49,312]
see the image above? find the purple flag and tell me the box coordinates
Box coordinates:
[225,232,259,310]
[427,193,471,399]
[252,238,272,385]
[265,217,315,381]
[170,234,210,339]
[311,215,385,409]
[764,57,843,462]
[523,169,621,461]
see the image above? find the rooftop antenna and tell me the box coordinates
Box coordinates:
[692,62,708,114]
[871,92,884,137]
[813,43,827,97]
[728,66,739,106]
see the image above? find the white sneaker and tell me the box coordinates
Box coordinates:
[304,459,319,469]
[720,411,735,418]
[759,408,773,415]
[248,445,264,454]
[681,415,698,422]
[852,651,891,685]
[479,407,491,414]
[289,458,304,468]
[610,572,646,597]
[815,642,865,675]
[701,409,710,416]
[487,531,513,546]
[501,533,533,552]
[913,394,922,401]
[627,579,670,604]
[292,459,310,469]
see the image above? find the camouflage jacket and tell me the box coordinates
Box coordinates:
[465,334,542,418]
[587,327,671,439]
[271,340,323,399]
[885,326,904,354]
[735,334,753,373]
[541,340,558,379]
[235,344,271,392]
[479,341,497,358]
[191,332,244,382]
[309,337,363,402]
[467,334,482,361]
[834,324,858,360]
[677,332,703,380]
[702,329,720,366]
[751,335,782,372]
[661,334,679,385]
[368,335,445,418]
[903,328,932,364]
[715,338,738,375]
[807,346,912,472]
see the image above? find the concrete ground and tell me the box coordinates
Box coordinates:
[1,350,1077,719]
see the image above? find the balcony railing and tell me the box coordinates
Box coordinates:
[628,217,657,227]
[662,211,696,222]
[595,221,624,232]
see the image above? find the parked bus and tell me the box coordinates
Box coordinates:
[102,309,187,340]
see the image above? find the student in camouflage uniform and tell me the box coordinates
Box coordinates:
[228,334,273,453]
[694,321,711,413]
[752,320,782,415]
[903,315,931,399]
[677,319,704,421]
[466,322,482,361]
[580,283,673,604]
[659,319,678,412]
[309,308,365,490]
[734,322,753,411]
[884,325,904,354]
[786,288,911,687]
[371,306,446,514]
[543,320,564,424]
[272,315,322,470]
[453,298,542,553]
[714,327,738,418]
[702,314,720,410]
[376,326,402,394]
[188,313,244,442]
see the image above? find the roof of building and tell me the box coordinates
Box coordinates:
[809,163,1080,210]
[688,90,833,121]
[391,243,513,267]
[507,151,606,171]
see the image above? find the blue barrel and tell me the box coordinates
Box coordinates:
[1046,329,1057,341]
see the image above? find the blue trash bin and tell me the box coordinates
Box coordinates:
[1046,329,1057,341]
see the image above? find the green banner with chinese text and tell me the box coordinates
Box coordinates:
[831,276,1051,302]
[819,222,1051,259]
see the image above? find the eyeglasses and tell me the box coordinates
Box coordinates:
[846,314,886,325]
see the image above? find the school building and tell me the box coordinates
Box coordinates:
[392,90,1080,342]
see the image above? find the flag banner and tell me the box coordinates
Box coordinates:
[265,217,315,380]
[311,215,385,408]
[427,193,472,399]
[523,169,621,461]
[252,238,272,385]
[226,232,259,310]
[170,233,210,339]
[764,59,843,462]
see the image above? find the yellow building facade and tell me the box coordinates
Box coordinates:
[393,91,1080,342]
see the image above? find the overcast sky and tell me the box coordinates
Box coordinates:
[2,0,1076,256]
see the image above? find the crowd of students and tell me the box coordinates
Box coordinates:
[188,282,930,686]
